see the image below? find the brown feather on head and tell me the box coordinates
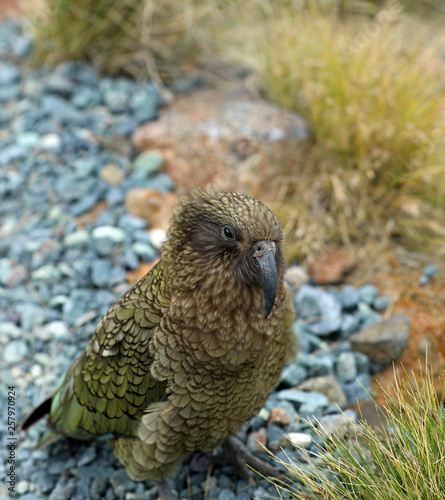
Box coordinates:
[161,187,285,318]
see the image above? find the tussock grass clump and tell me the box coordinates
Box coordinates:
[231,1,445,254]
[271,366,445,499]
[28,0,229,81]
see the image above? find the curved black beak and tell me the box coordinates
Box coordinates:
[253,241,277,319]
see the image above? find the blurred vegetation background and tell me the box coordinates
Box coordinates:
[27,0,445,258]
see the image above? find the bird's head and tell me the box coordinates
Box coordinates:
[162,188,285,318]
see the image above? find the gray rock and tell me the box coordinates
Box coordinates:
[0,144,27,165]
[131,150,164,177]
[105,186,125,206]
[354,352,370,375]
[340,285,359,310]
[350,313,410,366]
[0,62,20,85]
[118,213,148,231]
[0,258,14,285]
[298,401,324,421]
[31,264,62,283]
[0,321,21,339]
[419,264,438,285]
[133,99,160,124]
[249,412,267,432]
[63,289,96,325]
[108,265,127,287]
[335,351,357,383]
[90,259,114,288]
[295,285,342,336]
[110,469,137,496]
[92,225,126,243]
[70,192,100,216]
[36,321,69,341]
[72,87,102,109]
[16,131,40,148]
[77,446,97,467]
[340,313,361,337]
[277,389,329,408]
[342,373,372,404]
[121,249,139,270]
[130,243,156,263]
[373,295,391,312]
[217,489,236,500]
[297,375,347,408]
[423,263,438,278]
[318,409,357,436]
[356,302,381,327]
[358,284,379,305]
[103,89,128,113]
[64,230,90,248]
[15,303,48,330]
[44,73,74,97]
[90,477,107,500]
[303,354,334,378]
[266,424,286,450]
[280,362,307,387]
[2,339,27,364]
[14,495,44,500]
[93,237,115,257]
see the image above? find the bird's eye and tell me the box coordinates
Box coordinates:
[222,225,236,241]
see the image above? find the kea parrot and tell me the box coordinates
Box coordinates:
[20,188,296,497]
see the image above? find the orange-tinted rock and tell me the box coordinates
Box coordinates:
[268,406,293,427]
[0,0,22,18]
[125,188,179,230]
[132,83,308,193]
[308,248,356,284]
[76,201,109,227]
[246,428,267,453]
[99,163,125,185]
[347,399,388,432]
[346,245,445,406]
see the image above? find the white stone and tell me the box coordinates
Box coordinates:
[92,225,126,243]
[40,133,62,150]
[148,228,167,249]
[64,229,89,247]
[286,432,312,449]
[3,340,27,364]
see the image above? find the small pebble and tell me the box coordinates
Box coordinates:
[286,432,312,449]
[131,150,164,177]
[92,225,126,243]
[358,284,379,305]
[148,228,167,249]
[40,133,62,150]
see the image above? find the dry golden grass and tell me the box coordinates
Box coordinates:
[28,0,233,81]
[26,0,445,256]
[225,1,445,256]
[269,365,445,499]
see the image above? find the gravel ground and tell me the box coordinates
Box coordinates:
[0,18,413,500]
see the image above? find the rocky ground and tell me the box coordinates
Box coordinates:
[1,12,445,500]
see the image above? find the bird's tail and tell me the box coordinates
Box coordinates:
[19,397,61,448]
[19,397,52,431]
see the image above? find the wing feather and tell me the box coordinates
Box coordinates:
[48,263,169,439]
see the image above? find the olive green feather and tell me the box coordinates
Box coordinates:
[20,188,296,483]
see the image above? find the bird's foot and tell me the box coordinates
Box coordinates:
[153,480,178,500]
[221,436,281,482]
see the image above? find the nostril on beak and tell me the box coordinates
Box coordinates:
[252,240,276,259]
